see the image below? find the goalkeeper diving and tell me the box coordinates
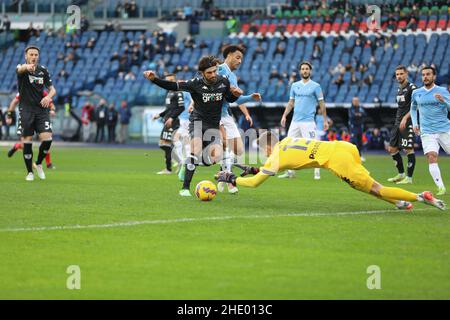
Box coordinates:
[216,131,446,211]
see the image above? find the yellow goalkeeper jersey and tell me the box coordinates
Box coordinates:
[236,137,337,188]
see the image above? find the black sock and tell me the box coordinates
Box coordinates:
[183,154,198,190]
[36,140,52,165]
[407,153,416,178]
[23,142,33,173]
[160,145,172,171]
[391,152,404,174]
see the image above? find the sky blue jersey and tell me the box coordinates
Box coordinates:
[217,63,254,117]
[410,85,450,134]
[179,92,192,120]
[289,79,324,122]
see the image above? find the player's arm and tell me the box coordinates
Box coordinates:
[410,92,419,135]
[144,70,181,91]
[316,85,328,130]
[16,63,35,75]
[216,168,271,188]
[170,92,185,119]
[237,104,253,126]
[5,97,19,125]
[434,90,450,110]
[281,98,294,127]
[224,82,243,103]
[399,111,411,130]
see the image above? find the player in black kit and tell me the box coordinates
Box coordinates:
[152,73,185,175]
[7,45,56,181]
[144,56,242,196]
[387,65,417,185]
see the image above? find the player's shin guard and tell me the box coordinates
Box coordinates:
[379,186,417,202]
[429,163,444,188]
[36,140,52,165]
[407,153,415,178]
[23,142,33,173]
[182,154,198,190]
[160,145,172,171]
[391,152,404,174]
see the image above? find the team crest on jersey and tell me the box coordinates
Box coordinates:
[28,75,44,85]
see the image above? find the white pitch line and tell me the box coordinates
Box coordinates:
[0,208,429,233]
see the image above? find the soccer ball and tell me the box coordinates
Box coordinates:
[195,180,217,201]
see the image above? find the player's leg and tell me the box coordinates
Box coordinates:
[45,152,55,169]
[422,133,446,195]
[20,111,35,180]
[8,115,24,158]
[217,125,229,192]
[396,123,416,184]
[158,139,173,174]
[34,113,53,180]
[302,123,320,180]
[387,127,405,182]
[433,131,450,195]
[220,117,242,193]
[180,136,202,196]
[172,131,184,167]
[278,121,301,178]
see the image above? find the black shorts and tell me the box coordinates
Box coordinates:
[19,109,52,137]
[189,119,222,149]
[160,126,176,141]
[389,122,414,149]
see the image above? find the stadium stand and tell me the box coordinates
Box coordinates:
[0,0,448,145]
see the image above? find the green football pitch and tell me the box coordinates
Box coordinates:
[0,146,449,299]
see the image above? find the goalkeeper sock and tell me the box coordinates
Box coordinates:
[36,140,52,165]
[379,186,417,202]
[183,154,198,190]
[391,152,404,174]
[23,142,33,173]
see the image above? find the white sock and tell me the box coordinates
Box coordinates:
[222,148,233,172]
[314,168,320,176]
[287,170,295,177]
[429,163,445,188]
[184,143,191,160]
[173,140,184,163]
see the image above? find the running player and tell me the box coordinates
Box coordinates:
[217,131,446,211]
[9,45,56,180]
[152,73,185,175]
[144,55,242,196]
[279,61,327,179]
[217,45,262,194]
[6,91,56,169]
[410,66,450,196]
[387,65,417,184]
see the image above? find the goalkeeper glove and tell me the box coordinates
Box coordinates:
[235,164,260,177]
[215,171,237,186]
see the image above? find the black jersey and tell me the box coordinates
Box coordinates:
[177,75,238,126]
[394,82,416,126]
[160,91,184,122]
[16,64,53,112]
